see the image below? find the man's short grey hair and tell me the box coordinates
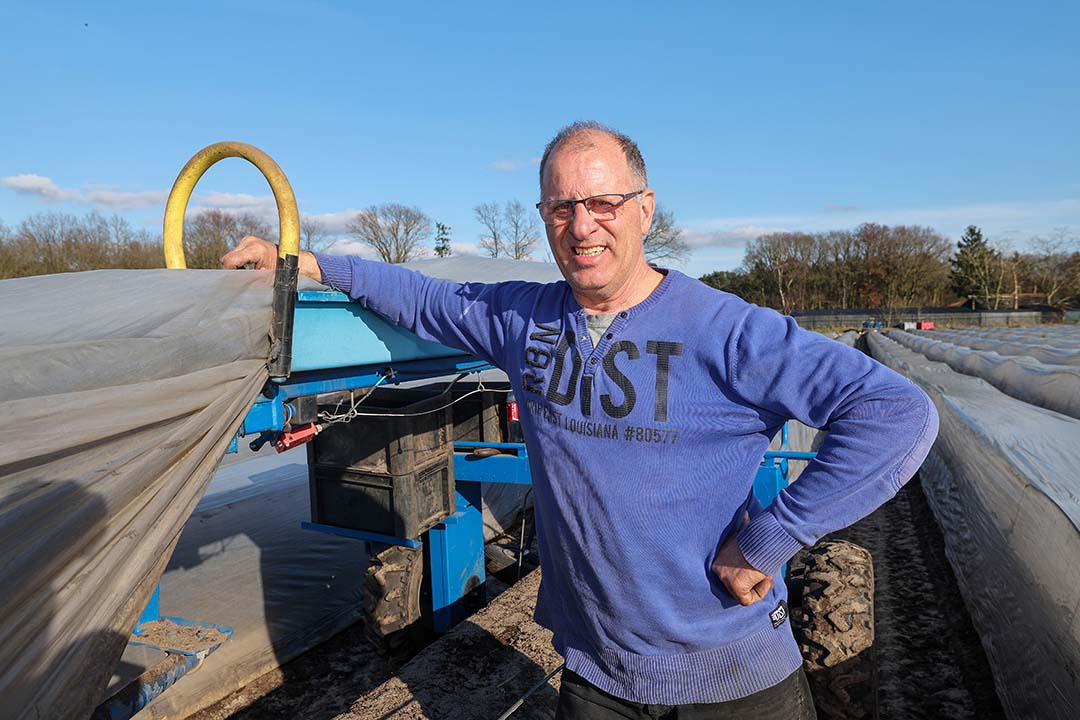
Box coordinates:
[539,121,648,190]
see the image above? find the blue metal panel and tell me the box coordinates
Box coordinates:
[242,391,285,436]
[133,584,160,634]
[763,450,818,462]
[754,462,787,510]
[427,481,486,633]
[291,291,467,372]
[300,520,423,548]
[453,443,532,486]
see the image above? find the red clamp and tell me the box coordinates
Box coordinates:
[275,423,320,452]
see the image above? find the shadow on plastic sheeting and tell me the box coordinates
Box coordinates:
[2,480,137,720]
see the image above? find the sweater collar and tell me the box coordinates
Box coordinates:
[566,269,679,319]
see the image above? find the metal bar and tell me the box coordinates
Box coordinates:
[238,356,495,438]
[453,450,533,486]
[763,451,817,461]
[454,441,528,451]
[268,254,299,382]
[299,521,422,548]
[276,357,493,400]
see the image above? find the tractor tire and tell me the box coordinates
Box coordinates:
[363,545,430,662]
[788,540,878,720]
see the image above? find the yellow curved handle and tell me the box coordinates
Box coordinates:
[163,141,300,269]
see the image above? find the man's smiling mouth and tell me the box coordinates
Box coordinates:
[574,247,605,257]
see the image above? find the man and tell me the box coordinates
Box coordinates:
[224,121,938,719]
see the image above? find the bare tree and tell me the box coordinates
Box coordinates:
[474,202,505,258]
[301,216,329,252]
[346,203,431,263]
[184,210,272,269]
[0,211,165,277]
[821,230,864,310]
[504,200,541,260]
[13,212,81,274]
[643,205,689,265]
[474,201,543,260]
[1027,227,1078,306]
[744,232,815,314]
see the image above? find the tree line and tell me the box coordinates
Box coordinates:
[0,210,277,278]
[4,209,1075,312]
[0,200,691,277]
[701,223,1080,314]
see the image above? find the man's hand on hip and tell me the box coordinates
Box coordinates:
[712,533,774,607]
[221,236,323,282]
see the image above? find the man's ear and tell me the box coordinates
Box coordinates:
[639,188,656,238]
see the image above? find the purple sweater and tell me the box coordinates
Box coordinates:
[316,254,938,704]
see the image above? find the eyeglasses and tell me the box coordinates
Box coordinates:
[535,190,644,225]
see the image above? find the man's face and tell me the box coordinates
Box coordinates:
[540,134,655,305]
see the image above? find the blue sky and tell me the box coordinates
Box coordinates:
[1,1,1077,276]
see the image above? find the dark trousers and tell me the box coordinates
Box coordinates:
[555,667,817,720]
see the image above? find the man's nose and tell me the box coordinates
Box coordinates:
[570,201,599,238]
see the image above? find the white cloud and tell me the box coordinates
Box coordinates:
[84,188,168,210]
[448,241,485,256]
[320,239,380,260]
[193,191,277,212]
[302,209,361,235]
[0,173,166,210]
[682,226,786,249]
[2,174,82,202]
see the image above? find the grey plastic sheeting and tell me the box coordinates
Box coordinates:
[887,329,1080,421]
[926,325,1080,346]
[867,331,1080,719]
[0,269,274,720]
[916,327,1080,367]
[836,330,858,347]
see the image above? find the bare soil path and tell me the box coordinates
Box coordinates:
[832,478,1005,720]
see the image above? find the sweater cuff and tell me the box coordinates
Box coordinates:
[736,511,804,576]
[313,253,354,294]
